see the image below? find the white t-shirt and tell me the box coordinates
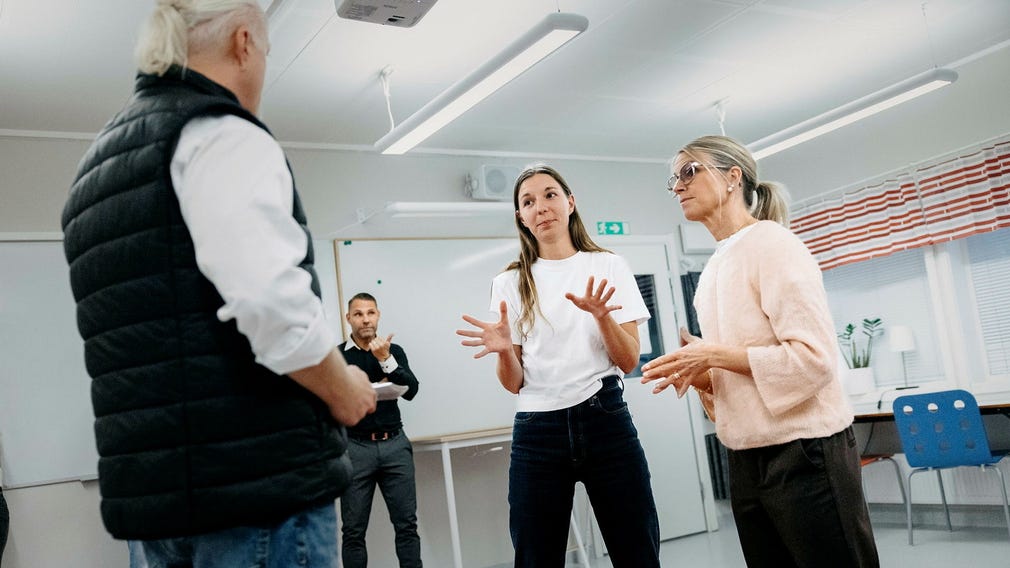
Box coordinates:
[490,251,650,412]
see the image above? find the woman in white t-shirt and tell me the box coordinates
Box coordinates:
[457,164,660,567]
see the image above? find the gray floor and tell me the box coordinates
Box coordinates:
[573,501,1010,567]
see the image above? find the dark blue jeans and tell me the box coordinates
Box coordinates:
[509,377,660,567]
[340,431,421,568]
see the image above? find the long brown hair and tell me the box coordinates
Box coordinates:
[506,164,609,338]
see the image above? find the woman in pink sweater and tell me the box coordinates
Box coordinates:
[641,135,879,567]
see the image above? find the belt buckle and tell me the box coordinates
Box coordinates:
[371,432,390,441]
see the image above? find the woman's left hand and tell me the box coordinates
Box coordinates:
[641,327,712,397]
[565,276,622,320]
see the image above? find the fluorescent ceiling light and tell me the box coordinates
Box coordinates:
[374,12,589,155]
[385,201,514,218]
[748,68,957,160]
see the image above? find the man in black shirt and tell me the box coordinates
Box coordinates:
[339,292,421,568]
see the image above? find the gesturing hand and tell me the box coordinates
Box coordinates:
[565,276,622,320]
[368,333,394,362]
[456,301,513,359]
[640,327,712,397]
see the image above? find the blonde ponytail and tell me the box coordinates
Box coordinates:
[134,0,265,76]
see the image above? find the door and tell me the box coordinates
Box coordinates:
[608,239,708,541]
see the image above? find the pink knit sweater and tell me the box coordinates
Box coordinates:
[695,220,853,450]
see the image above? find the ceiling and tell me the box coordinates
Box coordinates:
[1,0,1009,204]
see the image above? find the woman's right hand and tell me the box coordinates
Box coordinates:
[456,301,513,359]
[640,327,713,397]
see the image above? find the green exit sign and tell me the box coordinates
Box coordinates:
[597,221,628,235]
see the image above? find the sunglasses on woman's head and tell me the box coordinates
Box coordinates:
[666,161,729,192]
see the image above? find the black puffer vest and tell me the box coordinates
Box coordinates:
[61,68,350,540]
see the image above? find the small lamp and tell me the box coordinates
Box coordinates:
[888,325,917,389]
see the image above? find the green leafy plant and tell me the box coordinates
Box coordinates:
[837,317,883,369]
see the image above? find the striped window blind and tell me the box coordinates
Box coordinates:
[792,137,1010,271]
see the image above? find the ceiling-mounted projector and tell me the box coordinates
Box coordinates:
[336,0,439,28]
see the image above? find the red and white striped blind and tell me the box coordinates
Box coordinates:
[792,137,1010,271]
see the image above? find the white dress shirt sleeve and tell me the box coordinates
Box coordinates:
[379,355,399,374]
[171,114,335,375]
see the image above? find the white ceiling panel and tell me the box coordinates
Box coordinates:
[0,0,1007,202]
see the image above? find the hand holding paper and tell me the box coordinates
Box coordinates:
[373,381,409,401]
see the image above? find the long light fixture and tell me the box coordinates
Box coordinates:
[748,67,957,160]
[385,201,514,218]
[374,12,589,155]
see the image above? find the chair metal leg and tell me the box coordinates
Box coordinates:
[882,456,908,507]
[935,469,953,532]
[985,465,1010,542]
[907,470,918,545]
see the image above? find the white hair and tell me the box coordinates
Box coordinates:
[135,0,267,76]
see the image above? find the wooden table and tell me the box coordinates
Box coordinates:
[854,402,1010,423]
[854,402,1010,454]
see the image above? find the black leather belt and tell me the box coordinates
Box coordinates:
[348,429,400,442]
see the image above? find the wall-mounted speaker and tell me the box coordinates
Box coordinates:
[465,165,519,201]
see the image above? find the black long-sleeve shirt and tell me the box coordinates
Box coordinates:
[339,341,419,434]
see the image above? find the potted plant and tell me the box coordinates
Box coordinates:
[837,317,883,368]
[837,318,883,393]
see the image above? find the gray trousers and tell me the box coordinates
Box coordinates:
[728,426,880,568]
[340,432,421,568]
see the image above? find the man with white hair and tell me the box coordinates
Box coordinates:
[61,1,376,566]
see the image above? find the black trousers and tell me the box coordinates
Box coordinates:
[0,489,8,562]
[340,432,421,568]
[727,427,879,568]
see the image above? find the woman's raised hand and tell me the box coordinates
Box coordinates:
[457,301,513,359]
[565,276,622,320]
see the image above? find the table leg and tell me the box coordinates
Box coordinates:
[441,442,463,568]
[570,509,591,568]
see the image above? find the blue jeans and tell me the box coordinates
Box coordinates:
[135,501,338,568]
[509,377,660,567]
[340,431,421,568]
[128,540,148,568]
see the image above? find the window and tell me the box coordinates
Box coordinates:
[630,274,664,378]
[965,228,1010,380]
[822,249,945,387]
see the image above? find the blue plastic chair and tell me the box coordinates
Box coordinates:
[892,389,1010,544]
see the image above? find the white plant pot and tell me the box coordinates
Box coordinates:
[842,367,875,395]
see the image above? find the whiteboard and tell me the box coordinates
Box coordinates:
[334,237,711,540]
[0,241,99,488]
[335,238,521,438]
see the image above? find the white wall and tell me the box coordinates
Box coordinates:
[1,482,126,568]
[0,137,91,234]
